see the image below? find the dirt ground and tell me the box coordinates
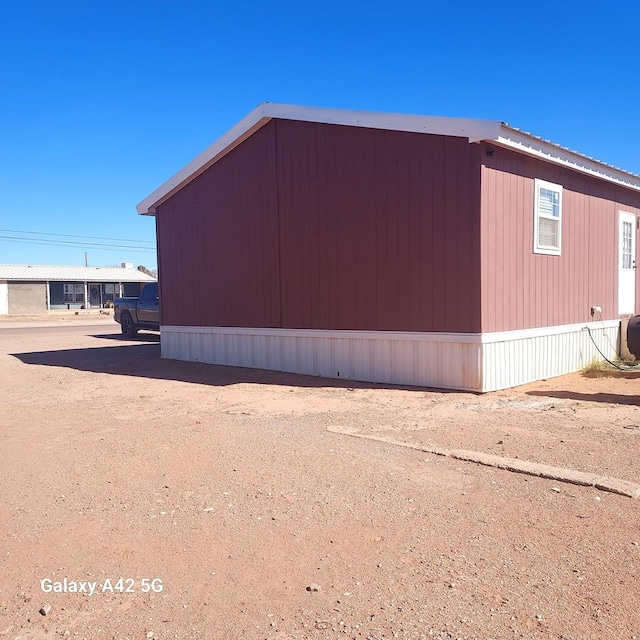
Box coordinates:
[1,319,639,640]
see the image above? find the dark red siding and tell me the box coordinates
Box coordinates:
[156,122,281,328]
[480,143,640,332]
[273,121,480,332]
[156,120,482,333]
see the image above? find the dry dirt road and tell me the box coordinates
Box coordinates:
[1,320,640,640]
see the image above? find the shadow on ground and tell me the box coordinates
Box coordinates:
[12,340,452,393]
[527,389,640,406]
[93,332,161,343]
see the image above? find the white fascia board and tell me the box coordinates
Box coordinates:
[136,102,503,216]
[137,102,640,216]
[260,103,502,142]
[136,104,274,215]
[494,126,640,193]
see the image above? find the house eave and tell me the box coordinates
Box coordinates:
[136,103,503,216]
[136,108,274,216]
[136,104,640,216]
[494,126,640,193]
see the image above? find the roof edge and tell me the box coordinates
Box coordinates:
[495,125,640,192]
[136,103,640,216]
[136,103,503,215]
[0,264,157,282]
[137,103,275,215]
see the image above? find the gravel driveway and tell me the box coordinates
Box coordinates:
[1,321,639,639]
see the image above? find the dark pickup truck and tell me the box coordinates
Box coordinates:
[114,282,160,338]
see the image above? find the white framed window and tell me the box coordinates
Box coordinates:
[533,178,563,256]
[63,283,85,303]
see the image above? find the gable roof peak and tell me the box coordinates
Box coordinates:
[137,103,640,215]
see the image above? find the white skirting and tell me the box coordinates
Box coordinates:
[479,321,620,392]
[160,321,621,392]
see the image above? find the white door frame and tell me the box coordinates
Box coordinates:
[618,211,637,315]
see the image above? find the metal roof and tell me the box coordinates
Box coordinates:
[137,102,640,216]
[0,264,157,282]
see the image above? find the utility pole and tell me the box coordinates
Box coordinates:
[84,252,88,266]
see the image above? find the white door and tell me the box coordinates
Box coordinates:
[618,211,636,315]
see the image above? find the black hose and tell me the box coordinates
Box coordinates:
[585,326,626,370]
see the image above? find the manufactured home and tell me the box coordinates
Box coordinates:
[137,103,640,391]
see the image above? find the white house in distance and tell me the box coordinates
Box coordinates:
[0,263,156,315]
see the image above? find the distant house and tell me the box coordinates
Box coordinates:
[0,263,156,315]
[136,103,640,392]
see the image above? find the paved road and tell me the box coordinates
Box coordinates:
[0,319,121,335]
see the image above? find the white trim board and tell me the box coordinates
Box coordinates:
[136,103,640,216]
[479,319,620,343]
[496,128,640,193]
[161,320,620,343]
[160,321,621,392]
[137,103,501,215]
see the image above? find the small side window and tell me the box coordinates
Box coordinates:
[533,178,563,256]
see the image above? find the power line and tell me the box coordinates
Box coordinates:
[0,228,156,245]
[0,236,156,254]
[0,235,155,250]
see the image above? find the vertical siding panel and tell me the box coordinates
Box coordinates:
[324,127,338,329]
[374,130,389,329]
[367,150,380,328]
[479,162,490,332]
[431,137,446,331]
[314,126,328,329]
[523,176,533,330]
[316,174,329,329]
[579,191,588,319]
[446,136,476,333]
[502,155,513,331]
[407,140,423,331]
[276,120,290,327]
[308,172,321,329]
[396,140,411,330]
[466,143,482,333]
[516,173,525,330]
[569,190,578,325]
[267,125,280,327]
[359,144,378,328]
[587,193,595,314]
[495,166,505,330]
[385,132,400,329]
[443,137,458,330]
[563,190,572,325]
[420,138,435,331]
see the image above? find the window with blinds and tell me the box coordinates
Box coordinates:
[534,178,563,255]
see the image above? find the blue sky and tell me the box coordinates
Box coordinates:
[1,0,638,268]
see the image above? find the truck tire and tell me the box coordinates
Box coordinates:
[120,311,138,339]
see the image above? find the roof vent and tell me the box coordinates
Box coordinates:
[121,262,134,269]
